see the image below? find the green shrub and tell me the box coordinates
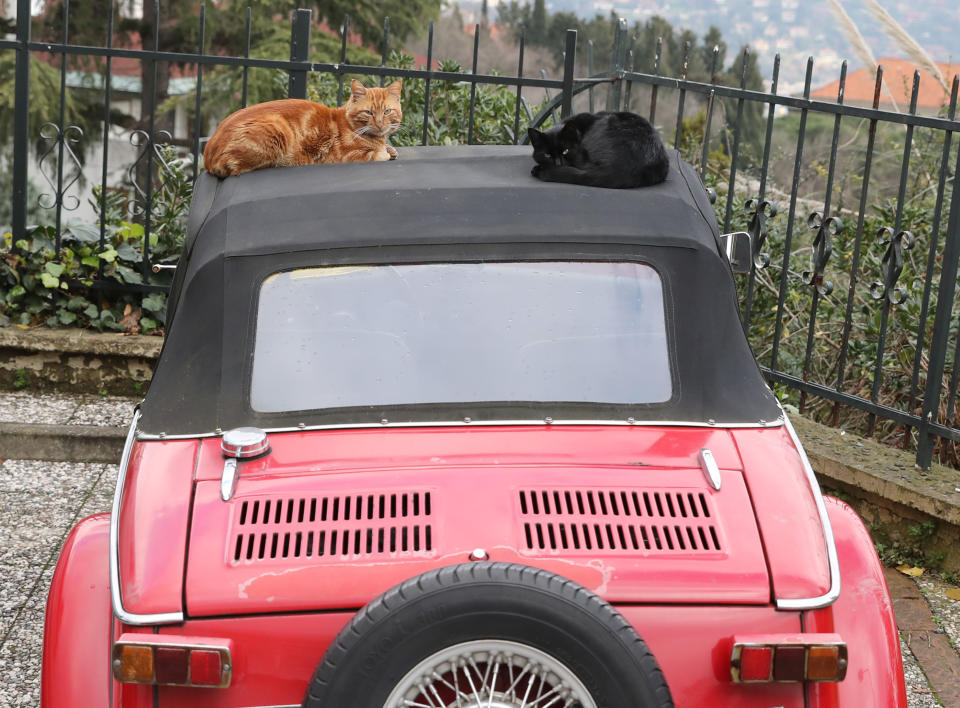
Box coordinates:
[0,145,189,333]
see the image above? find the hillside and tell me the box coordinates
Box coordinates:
[461,0,958,93]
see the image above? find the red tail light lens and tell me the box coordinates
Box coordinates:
[772,646,806,681]
[190,649,224,686]
[731,633,847,683]
[738,646,773,681]
[113,635,232,688]
[155,647,189,684]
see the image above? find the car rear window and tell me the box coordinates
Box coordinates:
[251,261,671,413]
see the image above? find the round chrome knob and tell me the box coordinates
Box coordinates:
[221,427,270,459]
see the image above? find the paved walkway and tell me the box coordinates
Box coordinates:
[1,391,959,706]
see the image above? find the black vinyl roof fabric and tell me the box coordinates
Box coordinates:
[189,145,720,260]
[141,145,781,435]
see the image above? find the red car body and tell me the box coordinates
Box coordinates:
[42,146,906,707]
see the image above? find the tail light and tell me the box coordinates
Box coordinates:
[112,634,232,688]
[731,633,847,683]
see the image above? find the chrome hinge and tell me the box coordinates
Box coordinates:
[699,448,722,491]
[221,458,239,501]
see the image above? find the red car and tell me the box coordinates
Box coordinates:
[42,146,905,707]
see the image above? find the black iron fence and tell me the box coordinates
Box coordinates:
[3,0,960,469]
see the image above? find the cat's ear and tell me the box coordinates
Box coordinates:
[527,128,545,149]
[386,80,403,98]
[559,120,581,144]
[350,79,368,102]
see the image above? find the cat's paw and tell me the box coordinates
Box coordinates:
[386,145,398,160]
[531,164,543,178]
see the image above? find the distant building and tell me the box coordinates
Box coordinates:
[810,58,958,115]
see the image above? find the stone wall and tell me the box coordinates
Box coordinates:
[0,328,160,395]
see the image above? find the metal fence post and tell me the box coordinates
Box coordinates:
[918,149,960,468]
[12,0,31,241]
[606,19,627,111]
[288,8,312,99]
[560,30,577,119]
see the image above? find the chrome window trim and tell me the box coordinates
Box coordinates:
[110,408,184,626]
[774,414,841,611]
[137,417,785,441]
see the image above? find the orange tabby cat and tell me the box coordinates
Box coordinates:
[203,79,402,177]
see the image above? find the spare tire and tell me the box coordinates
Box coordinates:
[302,562,673,708]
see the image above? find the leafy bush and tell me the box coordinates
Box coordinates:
[387,51,539,146]
[685,109,960,464]
[0,145,190,333]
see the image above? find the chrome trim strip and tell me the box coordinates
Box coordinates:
[698,448,722,490]
[775,414,841,611]
[138,417,785,441]
[110,408,185,626]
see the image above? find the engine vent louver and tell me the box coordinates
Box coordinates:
[231,492,434,563]
[519,488,722,554]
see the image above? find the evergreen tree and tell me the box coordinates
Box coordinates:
[496,1,530,42]
[702,26,727,75]
[312,0,441,46]
[530,0,547,44]
[723,46,766,159]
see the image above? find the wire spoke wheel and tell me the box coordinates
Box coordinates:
[304,563,673,708]
[384,639,597,708]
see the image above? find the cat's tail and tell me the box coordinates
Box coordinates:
[203,136,247,178]
[202,144,229,178]
[591,155,669,188]
[203,153,248,178]
[631,153,670,188]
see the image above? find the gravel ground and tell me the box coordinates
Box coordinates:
[0,392,139,427]
[918,574,960,654]
[0,459,117,707]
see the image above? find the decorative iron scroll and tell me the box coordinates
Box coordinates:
[870,226,915,305]
[803,211,842,296]
[127,129,173,217]
[37,123,84,211]
[744,197,777,269]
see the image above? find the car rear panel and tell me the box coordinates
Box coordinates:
[145,607,804,707]
[110,425,837,707]
[184,427,772,615]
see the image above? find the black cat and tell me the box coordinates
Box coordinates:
[528,111,669,189]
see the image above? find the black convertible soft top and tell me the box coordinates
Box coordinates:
[140,145,780,435]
